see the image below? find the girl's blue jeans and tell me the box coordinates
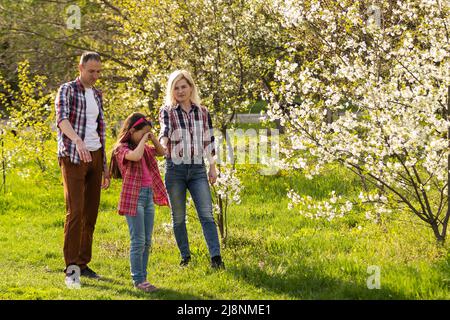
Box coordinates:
[125,187,155,286]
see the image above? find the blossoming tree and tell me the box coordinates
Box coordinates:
[266,0,450,242]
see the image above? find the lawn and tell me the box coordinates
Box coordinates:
[1,156,450,300]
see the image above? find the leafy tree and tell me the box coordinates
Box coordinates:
[0,61,54,172]
[267,0,450,243]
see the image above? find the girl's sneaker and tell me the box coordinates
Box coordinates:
[135,281,158,293]
[65,265,81,289]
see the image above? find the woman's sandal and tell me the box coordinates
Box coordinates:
[135,281,159,293]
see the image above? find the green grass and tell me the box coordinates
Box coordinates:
[1,129,450,300]
[1,159,450,300]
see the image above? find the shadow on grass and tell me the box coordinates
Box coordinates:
[43,265,211,299]
[427,253,450,298]
[82,277,207,300]
[228,264,409,300]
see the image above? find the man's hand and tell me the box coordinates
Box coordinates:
[101,171,110,190]
[74,138,92,162]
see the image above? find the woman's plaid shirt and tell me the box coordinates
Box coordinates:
[159,103,215,164]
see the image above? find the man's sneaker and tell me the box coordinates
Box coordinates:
[80,266,101,279]
[65,265,81,289]
[211,255,225,269]
[179,256,191,267]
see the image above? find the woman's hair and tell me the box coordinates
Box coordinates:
[164,69,201,107]
[109,112,151,179]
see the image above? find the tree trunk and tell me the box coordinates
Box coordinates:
[445,85,450,244]
[221,126,235,166]
[275,118,285,134]
[430,221,445,245]
[217,196,225,240]
[1,136,5,194]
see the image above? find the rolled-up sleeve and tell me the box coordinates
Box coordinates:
[159,106,171,141]
[204,109,216,157]
[55,84,70,127]
[115,144,131,175]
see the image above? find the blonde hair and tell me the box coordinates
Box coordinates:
[164,70,201,107]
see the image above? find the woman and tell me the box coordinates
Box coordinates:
[159,70,224,269]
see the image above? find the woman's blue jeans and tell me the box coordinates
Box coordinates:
[165,160,221,260]
[125,187,155,286]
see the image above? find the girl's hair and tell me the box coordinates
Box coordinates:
[164,70,201,108]
[109,112,152,179]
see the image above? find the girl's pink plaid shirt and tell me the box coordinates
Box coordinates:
[114,143,169,216]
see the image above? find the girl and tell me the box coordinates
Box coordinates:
[110,112,169,292]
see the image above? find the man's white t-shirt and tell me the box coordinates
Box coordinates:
[84,88,102,151]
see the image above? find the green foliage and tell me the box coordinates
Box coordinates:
[1,0,285,132]
[0,61,55,172]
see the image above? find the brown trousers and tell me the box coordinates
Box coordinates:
[59,149,103,269]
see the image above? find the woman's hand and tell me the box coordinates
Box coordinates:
[160,137,170,157]
[208,164,217,185]
[151,133,169,157]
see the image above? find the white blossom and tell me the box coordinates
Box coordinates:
[268,0,450,231]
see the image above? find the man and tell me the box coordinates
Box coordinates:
[55,51,110,288]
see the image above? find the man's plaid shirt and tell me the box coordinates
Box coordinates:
[55,77,107,171]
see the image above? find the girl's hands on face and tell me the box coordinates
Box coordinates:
[142,131,151,143]
[132,125,153,144]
